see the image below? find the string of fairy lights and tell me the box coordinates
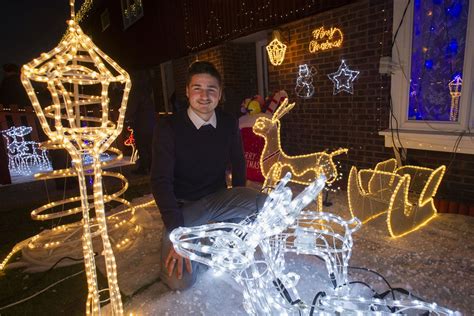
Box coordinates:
[15,0,133,313]
[171,173,458,314]
[252,98,348,209]
[348,158,446,238]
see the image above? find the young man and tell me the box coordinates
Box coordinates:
[151,61,265,290]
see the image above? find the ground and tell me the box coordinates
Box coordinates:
[1,171,473,315]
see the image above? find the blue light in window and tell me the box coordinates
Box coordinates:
[433,0,442,4]
[425,59,433,69]
[446,3,462,18]
[447,39,458,55]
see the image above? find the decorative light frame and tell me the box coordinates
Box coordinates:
[124,126,138,163]
[295,64,316,99]
[20,1,131,313]
[308,26,344,53]
[1,126,51,176]
[448,75,462,122]
[171,173,457,315]
[347,158,446,238]
[327,60,360,95]
[252,98,347,207]
[266,30,287,66]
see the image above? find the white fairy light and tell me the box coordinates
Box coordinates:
[1,126,51,176]
[20,0,130,313]
[448,75,462,122]
[171,172,458,315]
[295,64,316,99]
[327,60,360,95]
[316,295,460,315]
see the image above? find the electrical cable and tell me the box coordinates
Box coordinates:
[0,253,95,306]
[309,291,326,316]
[347,265,395,300]
[0,269,84,311]
[391,0,411,51]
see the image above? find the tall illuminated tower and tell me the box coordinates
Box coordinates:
[21,1,131,314]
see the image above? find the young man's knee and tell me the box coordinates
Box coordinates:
[161,271,197,291]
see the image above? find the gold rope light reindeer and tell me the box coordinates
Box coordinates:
[253,98,347,208]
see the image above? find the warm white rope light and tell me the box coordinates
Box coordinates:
[347,158,446,238]
[252,98,347,210]
[19,0,130,313]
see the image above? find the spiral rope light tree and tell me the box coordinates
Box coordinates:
[20,1,131,314]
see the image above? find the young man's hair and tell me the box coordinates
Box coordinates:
[186,61,222,87]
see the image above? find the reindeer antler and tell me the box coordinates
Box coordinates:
[272,98,296,122]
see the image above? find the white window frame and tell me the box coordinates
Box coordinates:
[101,8,110,32]
[380,0,474,155]
[256,39,270,97]
[121,0,144,30]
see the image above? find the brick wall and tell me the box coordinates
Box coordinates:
[265,0,393,193]
[169,0,474,204]
[266,0,474,203]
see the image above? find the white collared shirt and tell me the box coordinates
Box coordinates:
[187,107,217,130]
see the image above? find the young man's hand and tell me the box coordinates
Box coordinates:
[165,246,192,279]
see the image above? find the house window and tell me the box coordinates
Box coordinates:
[121,0,144,30]
[101,8,110,31]
[380,0,474,154]
[6,115,14,128]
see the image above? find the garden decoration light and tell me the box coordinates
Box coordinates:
[448,75,462,122]
[252,98,347,208]
[124,126,138,163]
[308,26,344,53]
[266,30,287,66]
[347,159,446,238]
[295,64,316,99]
[171,173,457,315]
[20,0,131,313]
[1,126,51,176]
[327,60,360,95]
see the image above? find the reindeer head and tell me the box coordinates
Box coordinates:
[252,98,295,138]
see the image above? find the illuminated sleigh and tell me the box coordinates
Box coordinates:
[348,158,446,238]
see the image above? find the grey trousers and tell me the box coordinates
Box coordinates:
[160,186,267,290]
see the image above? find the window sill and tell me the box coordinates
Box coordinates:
[379,129,474,155]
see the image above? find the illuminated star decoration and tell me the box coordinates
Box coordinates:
[327,60,360,95]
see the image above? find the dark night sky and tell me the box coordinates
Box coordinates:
[0,1,73,80]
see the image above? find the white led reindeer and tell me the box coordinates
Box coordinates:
[170,173,326,314]
[171,173,362,314]
[252,98,347,208]
[171,173,457,315]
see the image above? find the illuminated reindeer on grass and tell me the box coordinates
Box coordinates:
[252,98,347,207]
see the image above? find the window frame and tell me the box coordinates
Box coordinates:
[381,0,474,154]
[120,0,144,30]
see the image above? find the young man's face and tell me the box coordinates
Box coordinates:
[186,73,222,120]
